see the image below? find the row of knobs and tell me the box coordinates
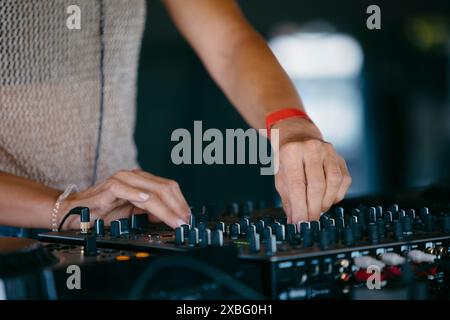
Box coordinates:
[94,214,149,237]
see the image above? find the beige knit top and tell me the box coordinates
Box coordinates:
[0,0,146,190]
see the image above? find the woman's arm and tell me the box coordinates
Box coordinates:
[0,170,190,230]
[0,172,60,228]
[163,0,352,223]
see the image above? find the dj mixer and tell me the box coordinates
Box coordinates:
[30,189,450,300]
[1,186,449,300]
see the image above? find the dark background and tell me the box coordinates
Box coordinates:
[134,0,450,209]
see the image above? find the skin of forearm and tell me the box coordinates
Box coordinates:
[0,172,60,229]
[210,29,305,129]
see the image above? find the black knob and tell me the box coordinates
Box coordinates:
[368,223,379,244]
[229,223,240,239]
[181,224,190,238]
[384,211,393,224]
[188,227,199,246]
[335,206,344,219]
[407,208,416,219]
[389,204,399,214]
[368,207,377,223]
[275,224,285,241]
[401,216,413,235]
[336,217,345,229]
[94,219,104,236]
[118,218,130,235]
[215,221,225,233]
[344,226,354,246]
[302,228,313,247]
[199,228,211,247]
[239,218,250,234]
[443,214,450,233]
[265,234,277,255]
[226,202,239,216]
[421,207,430,220]
[175,227,184,245]
[319,229,330,250]
[110,220,120,238]
[262,226,272,240]
[351,222,363,240]
[393,220,403,240]
[327,225,337,244]
[211,230,224,247]
[286,224,297,241]
[299,222,309,238]
[246,224,256,239]
[255,220,265,234]
[377,220,386,237]
[376,205,383,220]
[310,221,321,238]
[249,233,261,253]
[189,214,196,228]
[131,213,148,231]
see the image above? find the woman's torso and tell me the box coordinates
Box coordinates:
[0,0,146,191]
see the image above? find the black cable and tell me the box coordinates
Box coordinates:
[57,211,79,232]
[91,0,106,186]
[129,255,265,300]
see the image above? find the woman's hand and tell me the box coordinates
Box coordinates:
[59,169,190,230]
[273,118,352,224]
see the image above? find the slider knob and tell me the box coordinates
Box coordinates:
[319,229,330,250]
[188,227,199,246]
[229,223,241,239]
[94,219,104,236]
[344,226,354,246]
[393,220,403,240]
[262,226,272,240]
[110,220,120,238]
[250,233,261,253]
[265,234,277,255]
[175,227,184,245]
[212,230,224,247]
[199,228,211,247]
[302,228,313,248]
[215,222,225,233]
[275,224,286,241]
[368,223,379,244]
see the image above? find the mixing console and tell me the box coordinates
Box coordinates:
[37,198,450,300]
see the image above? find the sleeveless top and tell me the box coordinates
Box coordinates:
[0,0,146,192]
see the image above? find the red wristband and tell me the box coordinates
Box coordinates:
[266,108,311,139]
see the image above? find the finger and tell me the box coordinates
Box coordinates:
[322,157,343,211]
[132,170,190,212]
[304,153,326,221]
[131,194,186,229]
[284,157,308,224]
[103,178,151,204]
[335,157,352,202]
[116,171,190,221]
[275,175,292,222]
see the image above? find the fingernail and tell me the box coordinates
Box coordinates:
[139,192,150,200]
[176,219,187,227]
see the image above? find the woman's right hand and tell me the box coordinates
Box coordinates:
[59,169,191,230]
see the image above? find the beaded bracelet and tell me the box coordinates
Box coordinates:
[51,184,78,231]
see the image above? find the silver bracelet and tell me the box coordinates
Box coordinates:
[51,184,78,231]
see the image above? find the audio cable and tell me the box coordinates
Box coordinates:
[58,207,91,233]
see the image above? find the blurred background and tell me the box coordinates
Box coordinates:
[135,0,450,209]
